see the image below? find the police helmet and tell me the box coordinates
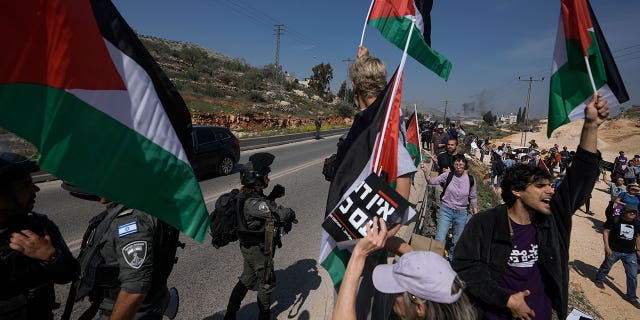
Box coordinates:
[0,152,39,194]
[240,153,275,186]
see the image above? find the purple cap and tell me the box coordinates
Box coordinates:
[372,251,462,304]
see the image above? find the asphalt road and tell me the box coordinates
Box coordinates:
[41,135,340,319]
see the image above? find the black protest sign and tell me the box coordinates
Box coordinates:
[322,173,409,243]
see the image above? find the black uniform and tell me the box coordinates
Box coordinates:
[0,213,79,320]
[73,203,178,319]
[225,191,294,320]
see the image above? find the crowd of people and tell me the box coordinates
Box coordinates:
[3,42,636,320]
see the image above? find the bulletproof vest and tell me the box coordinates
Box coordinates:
[74,206,120,301]
[74,205,179,301]
[236,193,267,245]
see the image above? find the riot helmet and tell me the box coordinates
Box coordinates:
[240,153,275,186]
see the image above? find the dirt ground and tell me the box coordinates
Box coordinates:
[491,118,640,319]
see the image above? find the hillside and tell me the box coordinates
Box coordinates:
[138,35,354,134]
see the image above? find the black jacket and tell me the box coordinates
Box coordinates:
[452,146,599,319]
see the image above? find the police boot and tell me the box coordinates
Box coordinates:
[224,282,248,320]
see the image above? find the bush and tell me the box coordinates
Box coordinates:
[335,102,355,117]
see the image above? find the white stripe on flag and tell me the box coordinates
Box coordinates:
[69,39,189,165]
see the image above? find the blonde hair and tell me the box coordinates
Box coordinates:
[349,54,387,100]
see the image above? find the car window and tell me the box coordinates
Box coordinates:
[215,130,230,140]
[196,128,216,144]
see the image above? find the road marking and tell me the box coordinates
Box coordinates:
[69,155,329,253]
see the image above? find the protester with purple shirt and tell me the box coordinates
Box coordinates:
[425,154,477,261]
[452,94,610,320]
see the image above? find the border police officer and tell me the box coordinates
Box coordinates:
[0,152,79,319]
[68,198,180,319]
[224,153,296,320]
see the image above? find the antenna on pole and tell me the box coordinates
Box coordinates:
[273,24,285,83]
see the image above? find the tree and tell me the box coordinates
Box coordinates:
[337,81,354,102]
[516,107,522,123]
[309,63,334,97]
[483,111,497,126]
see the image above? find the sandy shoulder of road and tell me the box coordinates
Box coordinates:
[492,118,640,320]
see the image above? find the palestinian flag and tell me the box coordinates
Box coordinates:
[548,0,629,137]
[0,0,209,241]
[367,0,452,80]
[319,67,415,288]
[406,111,422,169]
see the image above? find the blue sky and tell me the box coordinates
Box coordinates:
[112,0,639,119]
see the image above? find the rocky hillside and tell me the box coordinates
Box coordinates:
[139,35,354,133]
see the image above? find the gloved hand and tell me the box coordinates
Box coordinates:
[267,184,285,201]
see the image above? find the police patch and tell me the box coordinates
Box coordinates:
[122,241,147,269]
[118,221,138,237]
[258,201,269,212]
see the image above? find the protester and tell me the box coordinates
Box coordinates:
[452,94,609,320]
[337,45,416,320]
[423,154,477,261]
[614,183,640,214]
[431,123,448,156]
[332,217,477,320]
[604,176,627,220]
[436,138,459,174]
[0,153,79,320]
[593,203,640,309]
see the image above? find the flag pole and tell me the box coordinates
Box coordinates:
[360,0,375,46]
[583,56,598,94]
[414,104,422,153]
[373,18,415,175]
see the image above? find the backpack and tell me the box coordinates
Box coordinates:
[494,159,506,175]
[440,172,475,203]
[209,189,245,248]
[322,153,337,181]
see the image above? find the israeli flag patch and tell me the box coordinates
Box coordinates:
[118,221,138,237]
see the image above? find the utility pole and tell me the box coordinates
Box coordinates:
[440,99,449,124]
[341,58,354,102]
[518,76,545,145]
[273,24,285,83]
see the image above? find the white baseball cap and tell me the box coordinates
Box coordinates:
[372,251,462,304]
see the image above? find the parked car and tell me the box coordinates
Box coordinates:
[189,125,240,177]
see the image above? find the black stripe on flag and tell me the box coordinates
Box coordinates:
[414,0,434,46]
[89,0,194,154]
[587,1,629,104]
[325,69,399,216]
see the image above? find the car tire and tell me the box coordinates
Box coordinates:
[217,156,234,175]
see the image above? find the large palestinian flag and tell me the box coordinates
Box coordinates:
[367,0,452,80]
[0,0,209,241]
[548,0,629,137]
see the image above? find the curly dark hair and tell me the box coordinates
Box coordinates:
[500,163,552,206]
[452,154,467,165]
